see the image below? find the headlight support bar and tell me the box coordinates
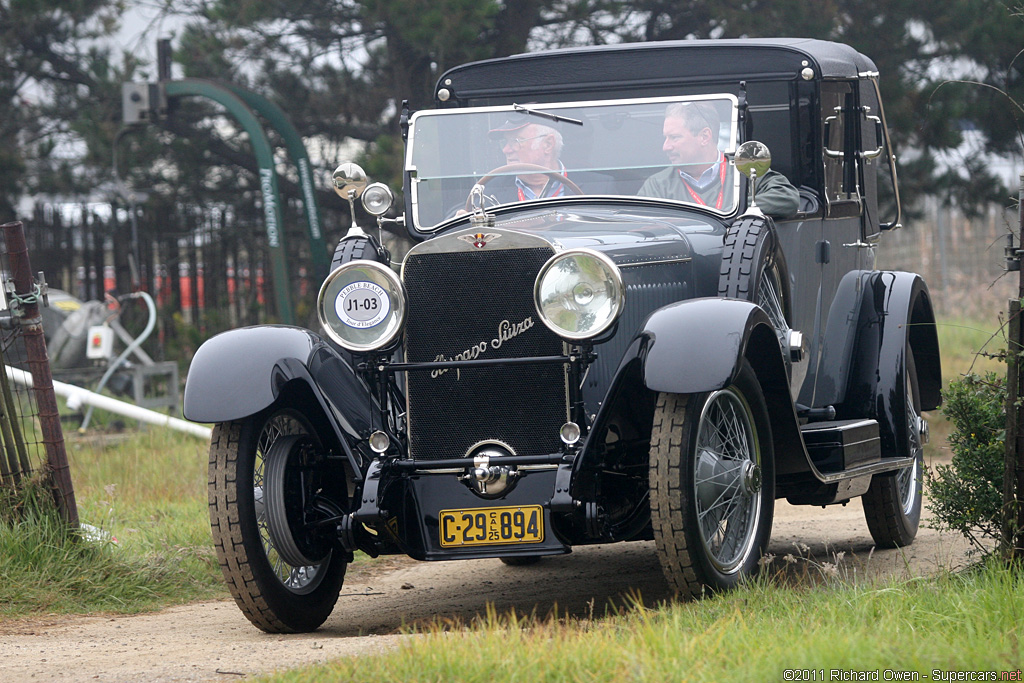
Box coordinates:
[366,354,572,373]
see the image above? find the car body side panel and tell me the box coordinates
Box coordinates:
[772,214,823,399]
[801,269,866,409]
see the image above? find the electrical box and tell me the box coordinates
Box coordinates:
[122,82,166,125]
[122,83,151,125]
[86,326,114,360]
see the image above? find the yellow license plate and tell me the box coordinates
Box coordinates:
[439,505,544,547]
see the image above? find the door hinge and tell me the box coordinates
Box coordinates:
[816,240,831,264]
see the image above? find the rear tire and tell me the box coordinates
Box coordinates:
[208,409,347,633]
[862,347,924,548]
[649,360,775,597]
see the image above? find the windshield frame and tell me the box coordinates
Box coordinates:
[405,93,741,234]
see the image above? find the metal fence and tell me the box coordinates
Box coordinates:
[876,197,1019,322]
[0,221,77,526]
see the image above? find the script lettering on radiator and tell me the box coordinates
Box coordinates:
[431,316,535,380]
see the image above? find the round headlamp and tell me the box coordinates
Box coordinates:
[317,260,407,352]
[361,182,394,217]
[534,249,624,340]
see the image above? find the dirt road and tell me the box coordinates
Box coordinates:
[0,496,973,683]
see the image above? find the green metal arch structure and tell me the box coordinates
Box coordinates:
[164,79,296,324]
[223,83,330,280]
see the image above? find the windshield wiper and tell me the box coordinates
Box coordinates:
[513,103,583,126]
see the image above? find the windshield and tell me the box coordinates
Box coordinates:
[406,94,739,230]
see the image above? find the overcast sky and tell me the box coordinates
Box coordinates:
[116,2,185,77]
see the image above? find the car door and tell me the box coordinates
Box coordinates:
[798,80,874,410]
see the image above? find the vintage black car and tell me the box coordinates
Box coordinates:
[184,38,941,633]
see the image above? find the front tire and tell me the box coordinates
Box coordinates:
[208,409,347,633]
[862,347,924,548]
[649,361,775,597]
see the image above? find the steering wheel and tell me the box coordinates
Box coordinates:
[464,163,584,212]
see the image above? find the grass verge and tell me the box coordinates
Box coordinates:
[934,316,1005,378]
[265,561,1023,682]
[0,428,225,619]
[923,317,1005,464]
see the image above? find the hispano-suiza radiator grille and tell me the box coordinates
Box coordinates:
[403,246,567,459]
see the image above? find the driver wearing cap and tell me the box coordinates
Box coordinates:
[487,119,570,203]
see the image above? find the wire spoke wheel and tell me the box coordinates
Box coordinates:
[254,416,326,593]
[895,380,923,516]
[650,360,775,597]
[719,215,792,370]
[757,267,789,353]
[693,388,762,573]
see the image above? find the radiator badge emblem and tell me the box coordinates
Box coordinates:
[457,232,500,248]
[431,316,534,380]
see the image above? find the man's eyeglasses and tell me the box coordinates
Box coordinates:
[497,134,548,152]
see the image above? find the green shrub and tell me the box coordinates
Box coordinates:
[927,372,1005,554]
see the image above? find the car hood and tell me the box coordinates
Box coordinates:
[434,201,724,266]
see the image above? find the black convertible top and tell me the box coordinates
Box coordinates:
[436,38,877,104]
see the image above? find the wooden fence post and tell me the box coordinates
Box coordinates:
[1,221,78,527]
[1006,175,1024,560]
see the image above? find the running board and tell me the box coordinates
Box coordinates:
[785,454,916,507]
[801,418,880,474]
[784,419,915,506]
[800,417,915,483]
[811,455,915,483]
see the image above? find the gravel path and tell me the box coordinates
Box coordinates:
[0,495,972,682]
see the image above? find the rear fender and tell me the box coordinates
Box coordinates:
[808,270,940,414]
[840,272,941,457]
[183,325,377,444]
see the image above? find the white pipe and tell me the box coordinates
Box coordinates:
[4,365,212,440]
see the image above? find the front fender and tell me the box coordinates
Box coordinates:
[578,297,805,495]
[582,297,782,459]
[640,297,776,394]
[183,326,375,440]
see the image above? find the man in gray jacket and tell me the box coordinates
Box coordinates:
[639,102,799,218]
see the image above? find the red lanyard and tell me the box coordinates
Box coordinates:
[679,155,727,210]
[517,169,567,202]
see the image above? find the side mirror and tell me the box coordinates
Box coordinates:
[333,162,370,238]
[734,141,772,216]
[333,162,368,199]
[734,141,771,180]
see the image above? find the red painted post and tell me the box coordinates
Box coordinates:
[1,221,78,527]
